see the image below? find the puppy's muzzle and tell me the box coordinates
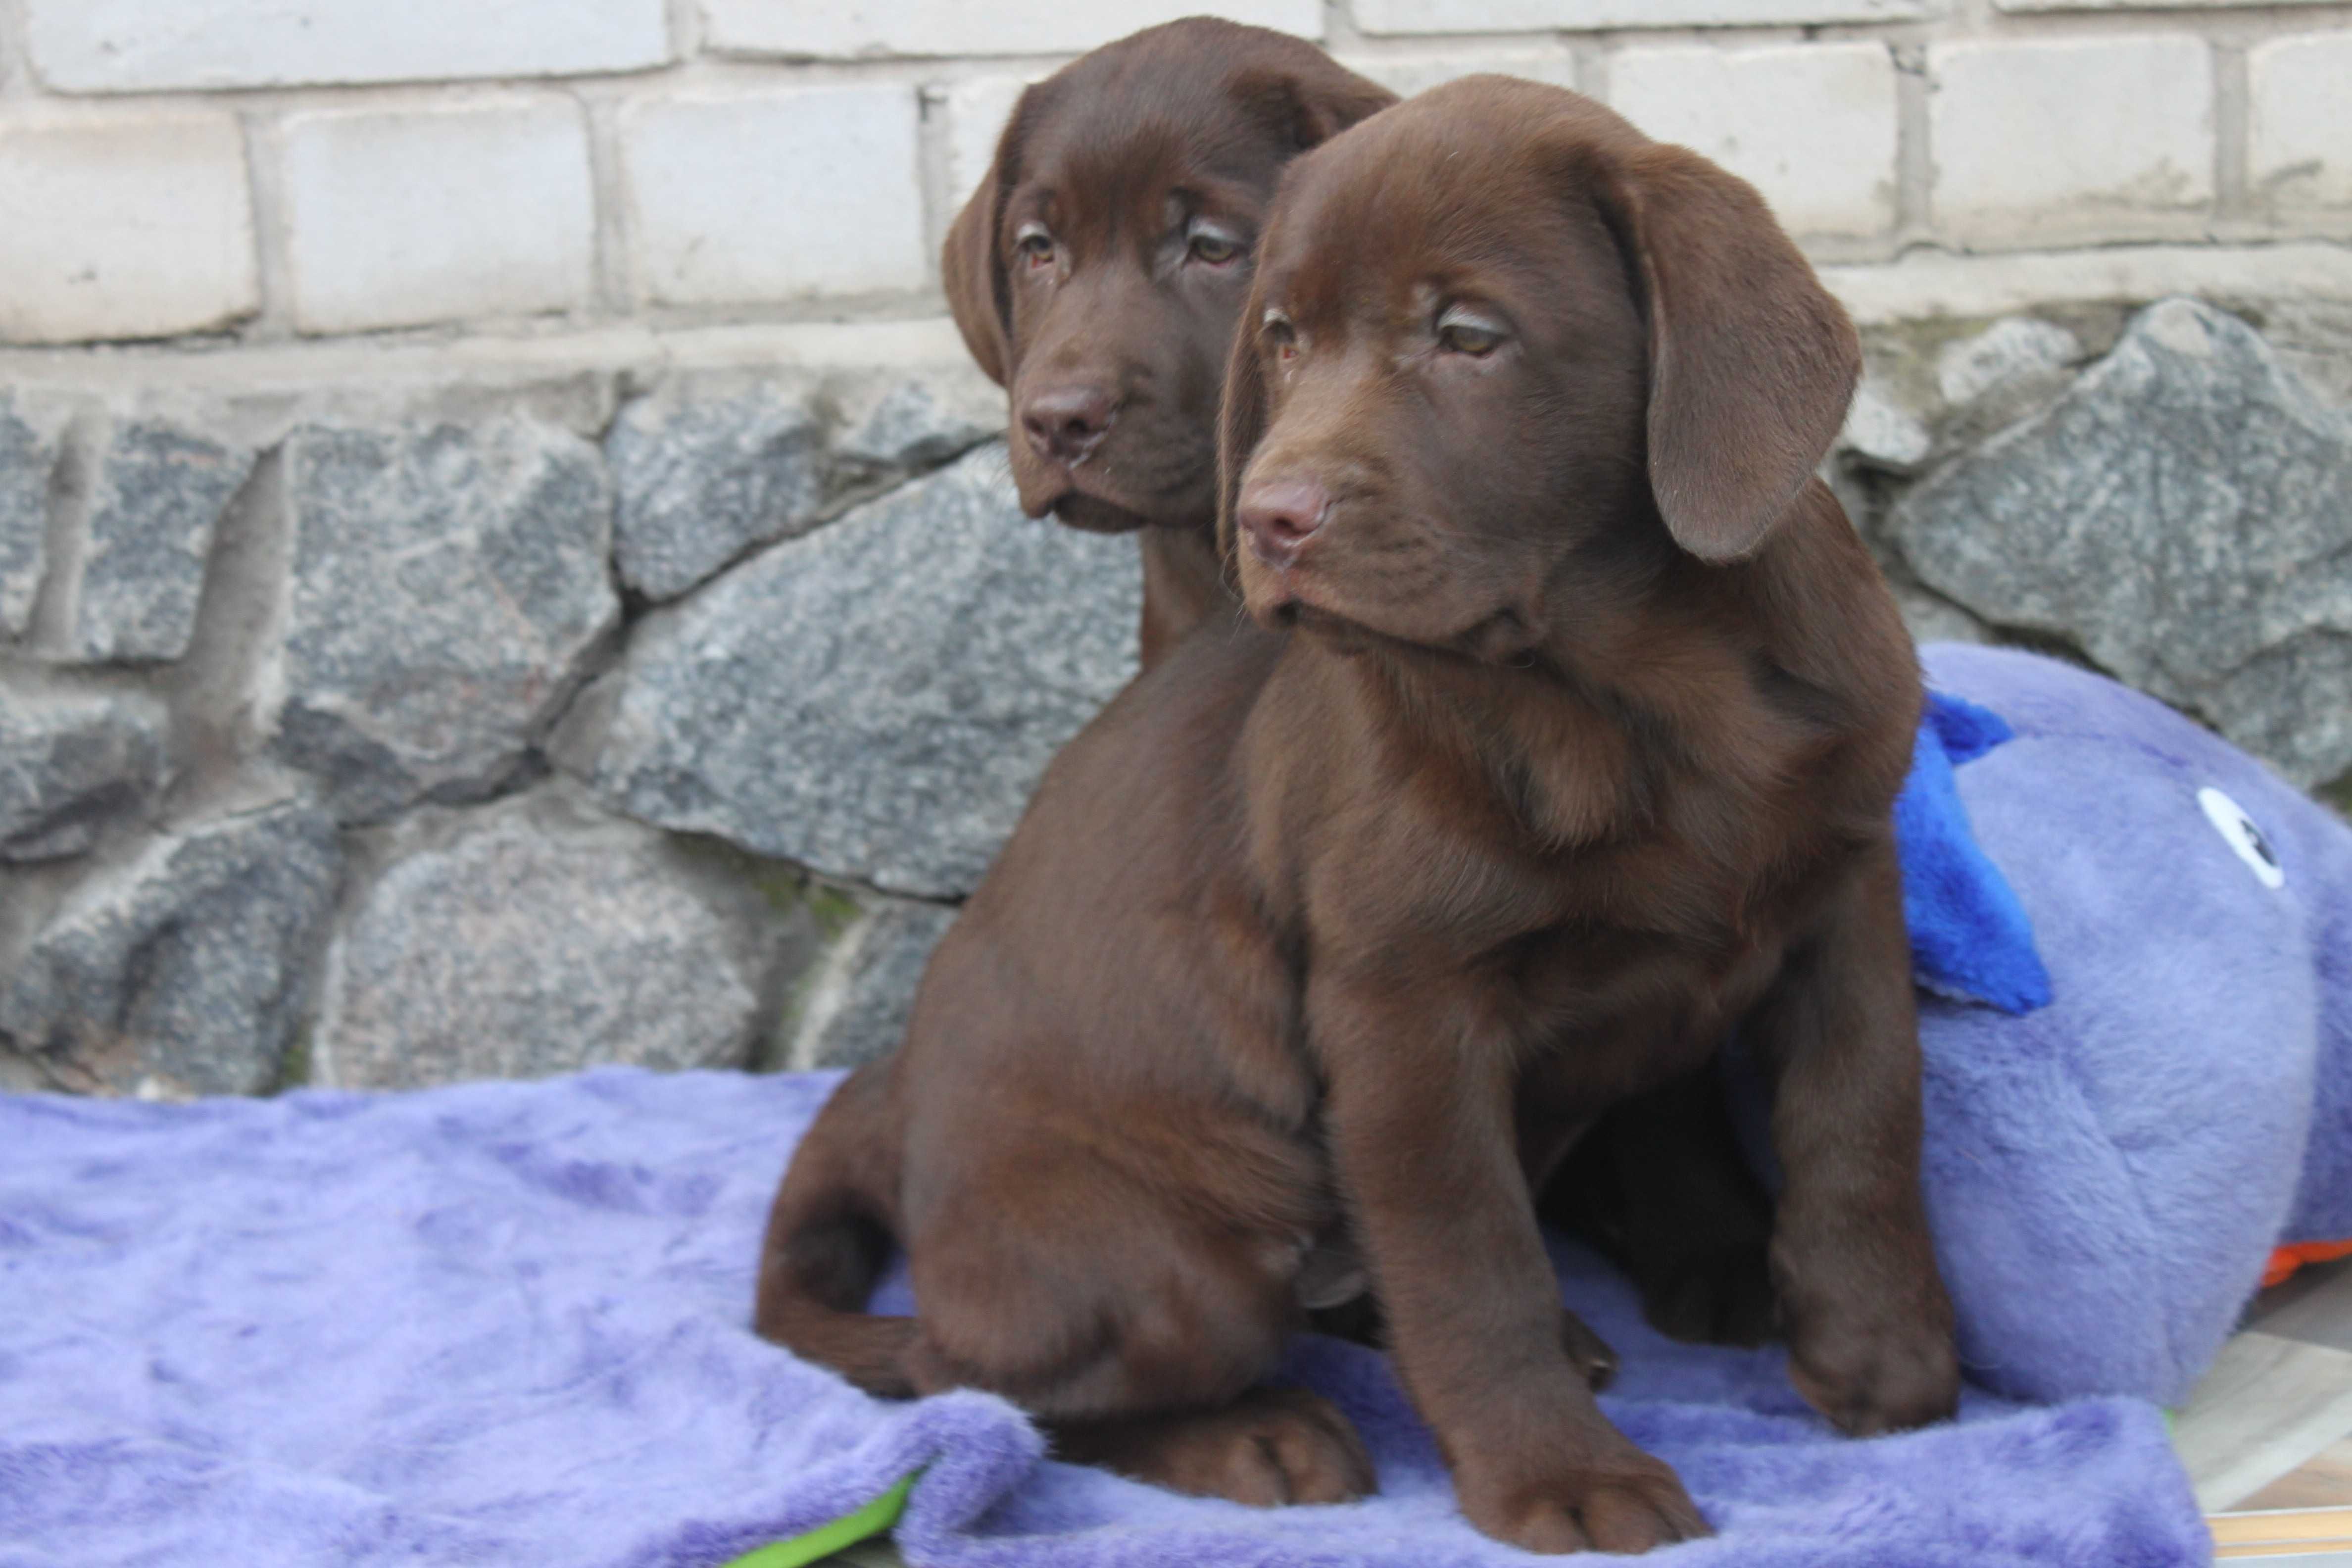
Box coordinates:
[1237,477,1329,567]
[1021,383,1119,467]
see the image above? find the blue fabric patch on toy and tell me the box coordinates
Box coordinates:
[1895,690,2054,1014]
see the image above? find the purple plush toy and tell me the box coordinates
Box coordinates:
[1911,641,2352,1406]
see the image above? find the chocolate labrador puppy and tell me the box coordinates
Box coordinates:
[946,18,1779,1352]
[941,17,1391,669]
[760,77,1958,1553]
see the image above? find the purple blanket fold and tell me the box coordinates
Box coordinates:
[0,1068,2210,1568]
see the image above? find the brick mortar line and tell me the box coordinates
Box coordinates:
[239,110,295,342]
[0,0,28,101]
[579,90,638,320]
[1324,3,2352,49]
[0,55,981,124]
[2214,39,2254,222]
[1576,37,1614,98]
[1891,41,1937,244]
[1559,38,1597,95]
[914,85,957,289]
[0,238,2340,382]
[1351,23,1848,50]
[666,0,701,60]
[0,291,977,368]
[10,227,2351,357]
[1,10,2343,117]
[1953,1,2352,40]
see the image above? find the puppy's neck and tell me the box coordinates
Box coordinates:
[1139,521,1229,602]
[1325,486,1914,854]
[1137,522,1234,668]
[1329,633,1656,852]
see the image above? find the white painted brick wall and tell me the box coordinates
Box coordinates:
[622,86,928,306]
[0,1,2343,348]
[0,114,257,344]
[701,0,1322,59]
[1610,43,1899,241]
[281,101,597,336]
[1930,35,2216,244]
[25,0,671,94]
[1353,0,1943,33]
[2250,33,2352,211]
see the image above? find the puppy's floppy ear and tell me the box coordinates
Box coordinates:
[941,90,1039,388]
[1216,279,1273,577]
[1600,142,1860,563]
[1234,54,1396,155]
[941,190,1007,387]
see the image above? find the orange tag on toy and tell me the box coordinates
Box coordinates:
[2265,1240,2352,1289]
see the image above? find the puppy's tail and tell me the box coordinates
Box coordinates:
[754,1060,920,1398]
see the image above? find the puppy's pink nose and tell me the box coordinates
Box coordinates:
[1238,478,1328,565]
[1021,384,1116,465]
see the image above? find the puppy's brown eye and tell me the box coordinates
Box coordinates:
[1015,226,1055,270]
[1438,316,1504,357]
[1188,228,1242,266]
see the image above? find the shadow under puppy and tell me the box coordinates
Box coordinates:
[942,16,1391,671]
[759,76,1959,1554]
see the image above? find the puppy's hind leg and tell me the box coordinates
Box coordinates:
[753,1061,918,1396]
[1543,1066,1778,1349]
[905,1146,1375,1507]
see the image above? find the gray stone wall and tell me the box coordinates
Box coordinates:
[1837,296,2352,803]
[1,292,2348,1099]
[0,354,1139,1097]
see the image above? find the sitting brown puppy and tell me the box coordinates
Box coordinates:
[759,76,1958,1553]
[951,23,1777,1354]
[941,17,1390,669]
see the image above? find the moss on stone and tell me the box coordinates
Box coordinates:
[272,1026,314,1094]
[2321,772,2352,824]
[801,883,864,943]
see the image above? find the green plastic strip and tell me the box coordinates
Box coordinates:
[722,1472,918,1568]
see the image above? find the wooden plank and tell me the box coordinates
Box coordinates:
[2213,1507,2352,1546]
[2175,1334,2352,1510]
[2242,1441,2352,1512]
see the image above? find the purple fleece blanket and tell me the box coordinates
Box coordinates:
[0,1067,2207,1568]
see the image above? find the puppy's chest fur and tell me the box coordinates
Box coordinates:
[1281,649,1882,1077]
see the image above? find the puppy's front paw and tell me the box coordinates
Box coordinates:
[1461,1447,1711,1556]
[1787,1310,1958,1436]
